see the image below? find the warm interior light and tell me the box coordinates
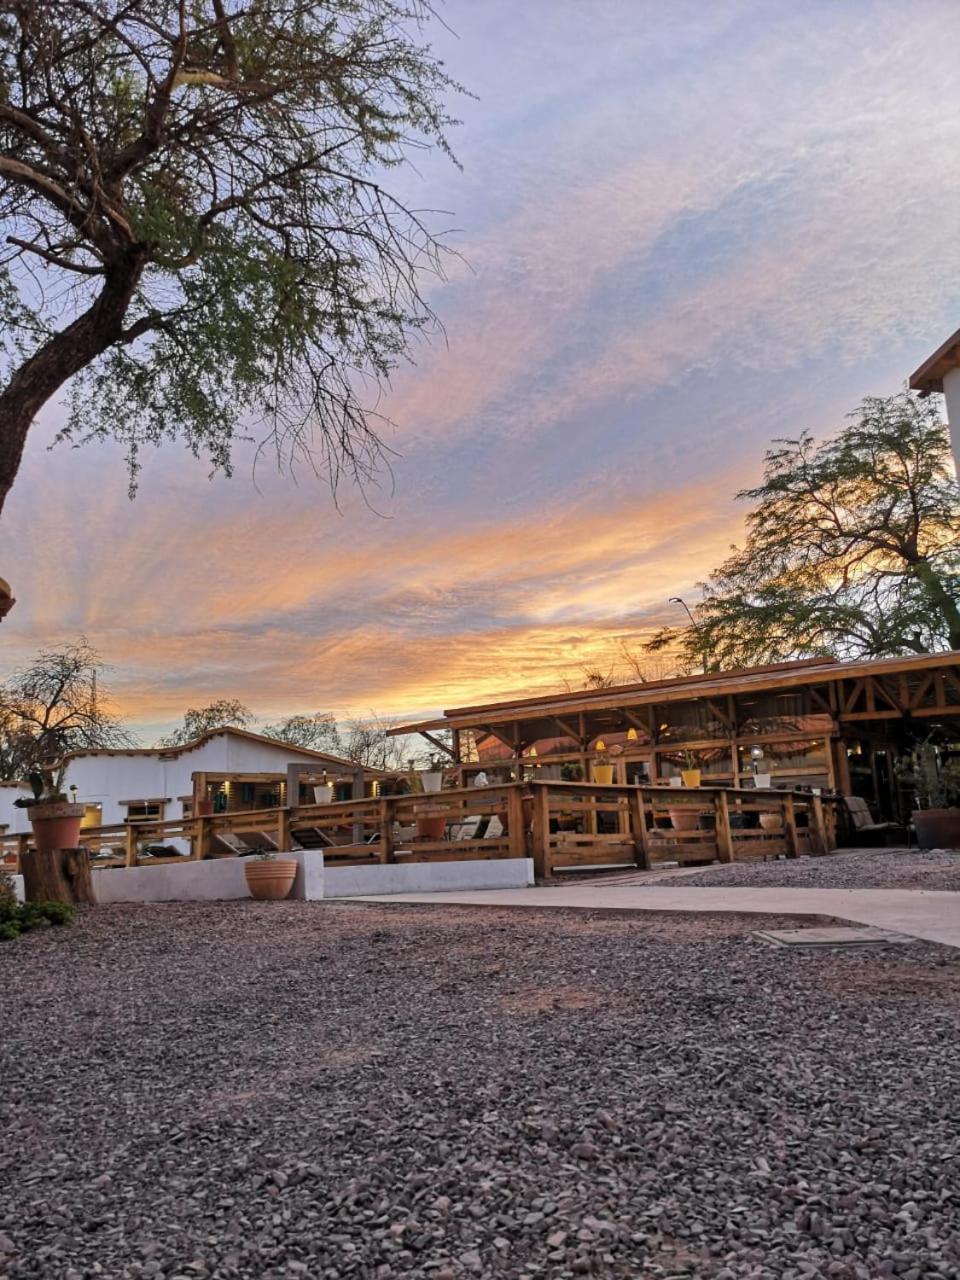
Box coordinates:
[594,739,606,751]
[529,746,538,758]
[626,727,638,741]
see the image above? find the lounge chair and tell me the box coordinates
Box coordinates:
[843,797,907,846]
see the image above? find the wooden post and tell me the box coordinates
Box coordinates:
[714,790,734,863]
[277,807,291,852]
[124,822,138,868]
[627,787,650,870]
[506,785,526,860]
[530,783,551,881]
[782,793,800,859]
[193,815,210,861]
[20,846,95,904]
[380,798,395,864]
[810,793,828,855]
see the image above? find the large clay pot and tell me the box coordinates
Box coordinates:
[681,769,702,788]
[416,814,447,840]
[244,858,298,901]
[669,809,700,832]
[913,808,960,850]
[758,812,781,832]
[29,802,84,856]
[592,764,615,785]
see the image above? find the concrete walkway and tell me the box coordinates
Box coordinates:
[352,884,960,949]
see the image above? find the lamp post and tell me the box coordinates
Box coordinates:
[668,596,709,674]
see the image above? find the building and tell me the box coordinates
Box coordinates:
[0,727,375,836]
[909,327,960,472]
[392,651,960,820]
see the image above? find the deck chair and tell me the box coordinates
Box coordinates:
[843,797,907,847]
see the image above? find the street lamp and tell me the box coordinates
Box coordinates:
[668,596,697,626]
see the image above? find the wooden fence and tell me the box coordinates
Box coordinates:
[0,781,838,880]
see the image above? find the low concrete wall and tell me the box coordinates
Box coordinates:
[324,857,535,899]
[93,851,323,904]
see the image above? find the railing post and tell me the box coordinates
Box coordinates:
[810,793,828,855]
[530,783,551,880]
[193,815,210,861]
[277,806,292,851]
[714,790,734,863]
[380,798,395,864]
[782,794,800,859]
[627,786,650,870]
[124,822,138,868]
[506,784,526,860]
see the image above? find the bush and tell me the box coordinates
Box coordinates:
[0,892,75,941]
[0,867,15,907]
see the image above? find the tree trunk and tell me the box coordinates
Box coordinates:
[20,847,95,904]
[0,256,144,516]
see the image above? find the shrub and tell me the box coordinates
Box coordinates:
[0,893,75,941]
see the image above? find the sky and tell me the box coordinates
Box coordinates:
[3,0,960,743]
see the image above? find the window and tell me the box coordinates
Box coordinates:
[123,800,165,822]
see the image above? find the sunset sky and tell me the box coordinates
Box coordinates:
[3,0,960,743]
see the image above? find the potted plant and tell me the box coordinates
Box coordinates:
[898,743,960,850]
[14,765,85,856]
[591,741,616,786]
[560,762,584,782]
[680,751,701,788]
[406,768,445,841]
[243,850,299,900]
[421,757,446,793]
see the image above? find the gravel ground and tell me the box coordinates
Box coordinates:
[669,847,960,891]
[1,901,959,1280]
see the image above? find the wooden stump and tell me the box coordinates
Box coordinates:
[20,846,94,904]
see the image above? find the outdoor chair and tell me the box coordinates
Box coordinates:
[842,796,907,847]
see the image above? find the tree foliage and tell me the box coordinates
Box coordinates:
[649,394,960,670]
[261,710,342,753]
[157,697,256,746]
[0,640,132,779]
[0,1,462,513]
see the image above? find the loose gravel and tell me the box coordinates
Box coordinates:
[670,847,960,892]
[1,901,959,1280]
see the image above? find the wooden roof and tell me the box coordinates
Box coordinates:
[390,650,960,734]
[909,327,960,394]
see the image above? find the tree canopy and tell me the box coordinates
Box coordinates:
[157,698,256,746]
[0,1,461,513]
[649,394,960,670]
[0,640,131,779]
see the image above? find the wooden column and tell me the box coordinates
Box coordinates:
[124,822,138,868]
[809,793,828,855]
[277,807,292,852]
[506,785,526,860]
[627,788,650,870]
[193,815,211,861]
[380,798,396,864]
[530,784,551,881]
[714,790,734,863]
[20,847,94,904]
[782,793,800,859]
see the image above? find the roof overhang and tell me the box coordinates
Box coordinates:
[909,327,960,395]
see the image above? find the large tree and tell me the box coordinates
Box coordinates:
[649,394,960,670]
[157,697,255,746]
[0,640,132,779]
[0,1,460,513]
[261,710,343,753]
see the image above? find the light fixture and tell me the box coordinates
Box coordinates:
[594,739,606,752]
[529,746,538,758]
[627,727,638,741]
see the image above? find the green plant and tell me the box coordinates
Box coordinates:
[0,867,15,907]
[896,743,960,809]
[560,762,585,781]
[682,750,700,771]
[0,895,75,941]
[12,763,69,809]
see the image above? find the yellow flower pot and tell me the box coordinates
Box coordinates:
[681,769,701,787]
[592,764,615,785]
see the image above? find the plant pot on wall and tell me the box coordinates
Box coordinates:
[680,769,701,787]
[28,802,84,857]
[244,857,298,901]
[669,809,700,831]
[313,785,334,804]
[421,771,444,793]
[416,813,447,840]
[592,764,615,785]
[753,773,772,790]
[913,808,960,850]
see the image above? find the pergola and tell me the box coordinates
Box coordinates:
[392,651,960,819]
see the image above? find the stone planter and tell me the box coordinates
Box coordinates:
[913,808,960,850]
[27,802,85,857]
[244,858,298,901]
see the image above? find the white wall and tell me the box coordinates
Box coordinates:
[1,733,346,835]
[93,850,323,903]
[323,857,535,898]
[943,366,960,475]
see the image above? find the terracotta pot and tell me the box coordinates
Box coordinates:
[913,808,960,850]
[29,802,85,856]
[592,764,615,785]
[244,858,298,901]
[669,808,700,831]
[416,815,447,840]
[681,769,702,788]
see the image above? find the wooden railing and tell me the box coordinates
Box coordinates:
[0,781,839,880]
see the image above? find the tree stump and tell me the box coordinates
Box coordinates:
[20,847,94,904]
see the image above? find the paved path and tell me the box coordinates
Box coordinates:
[352,884,960,949]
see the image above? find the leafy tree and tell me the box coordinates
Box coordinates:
[261,711,343,754]
[0,640,132,779]
[158,698,255,747]
[0,1,462,514]
[649,394,960,669]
